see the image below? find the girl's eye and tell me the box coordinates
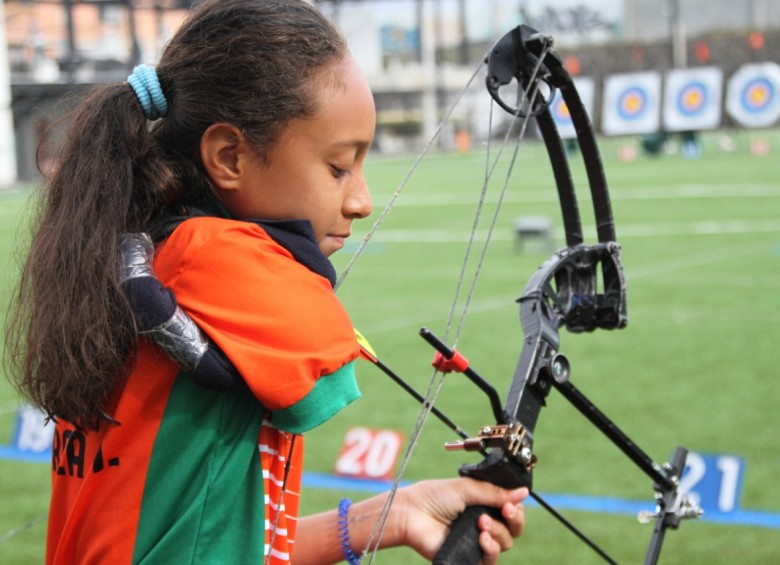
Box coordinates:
[331,165,351,178]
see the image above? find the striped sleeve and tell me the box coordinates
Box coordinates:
[259,420,304,564]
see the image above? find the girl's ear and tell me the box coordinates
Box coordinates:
[200,123,251,192]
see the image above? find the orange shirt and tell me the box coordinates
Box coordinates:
[47,218,361,564]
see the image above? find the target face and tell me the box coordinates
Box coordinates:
[740,77,775,114]
[726,62,780,128]
[602,72,661,135]
[617,87,648,120]
[677,82,708,116]
[550,77,595,139]
[552,96,571,122]
[663,67,723,131]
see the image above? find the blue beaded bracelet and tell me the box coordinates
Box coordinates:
[337,498,362,565]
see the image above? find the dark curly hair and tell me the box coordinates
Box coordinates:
[4,0,348,429]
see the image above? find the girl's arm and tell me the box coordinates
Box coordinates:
[293,478,528,565]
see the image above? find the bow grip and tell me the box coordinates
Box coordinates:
[433,505,504,565]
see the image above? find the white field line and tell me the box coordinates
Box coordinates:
[359,296,510,335]
[361,218,780,243]
[642,274,780,288]
[627,242,766,280]
[376,183,780,206]
[357,243,772,336]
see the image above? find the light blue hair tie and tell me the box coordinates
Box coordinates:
[127,64,168,120]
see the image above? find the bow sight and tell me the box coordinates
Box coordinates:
[411,24,702,565]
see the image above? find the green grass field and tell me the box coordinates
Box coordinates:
[1,129,779,563]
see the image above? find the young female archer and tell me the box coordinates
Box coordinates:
[4,1,527,563]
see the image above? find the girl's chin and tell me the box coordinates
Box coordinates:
[320,236,345,256]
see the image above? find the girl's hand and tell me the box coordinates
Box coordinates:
[396,478,528,564]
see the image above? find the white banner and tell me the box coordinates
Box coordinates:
[519,0,623,47]
[663,67,723,131]
[550,77,595,139]
[726,62,780,128]
[601,71,661,135]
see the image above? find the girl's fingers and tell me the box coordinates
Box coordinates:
[478,528,502,565]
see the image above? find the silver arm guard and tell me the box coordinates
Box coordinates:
[119,233,155,282]
[140,306,208,372]
[121,232,208,372]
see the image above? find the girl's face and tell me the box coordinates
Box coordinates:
[224,56,376,257]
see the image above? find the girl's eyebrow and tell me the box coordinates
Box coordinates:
[330,139,372,157]
[332,139,371,150]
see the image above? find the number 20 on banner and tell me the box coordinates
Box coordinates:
[335,427,404,481]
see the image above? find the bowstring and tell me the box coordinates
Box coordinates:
[0,512,47,544]
[334,60,486,562]
[353,58,487,563]
[334,62,483,292]
[359,41,554,563]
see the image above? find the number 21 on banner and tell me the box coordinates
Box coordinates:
[679,452,745,513]
[335,427,404,481]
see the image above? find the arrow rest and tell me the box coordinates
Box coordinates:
[445,423,537,471]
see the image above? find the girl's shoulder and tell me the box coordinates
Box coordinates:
[154,216,287,280]
[165,216,273,250]
[157,216,337,286]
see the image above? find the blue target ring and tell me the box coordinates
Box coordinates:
[740,77,775,114]
[676,82,708,116]
[552,96,572,125]
[617,87,647,120]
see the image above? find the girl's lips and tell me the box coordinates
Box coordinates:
[328,234,348,248]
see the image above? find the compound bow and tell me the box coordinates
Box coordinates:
[346,24,702,565]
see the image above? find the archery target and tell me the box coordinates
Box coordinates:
[617,87,647,120]
[677,83,707,115]
[726,62,780,128]
[550,77,595,140]
[602,71,661,135]
[663,67,723,131]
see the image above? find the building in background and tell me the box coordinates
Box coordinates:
[5,0,192,182]
[3,0,780,180]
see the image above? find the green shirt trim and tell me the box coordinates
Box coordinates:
[272,361,361,434]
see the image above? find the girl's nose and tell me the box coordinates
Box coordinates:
[344,173,372,219]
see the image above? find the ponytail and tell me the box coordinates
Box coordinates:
[5,83,173,429]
